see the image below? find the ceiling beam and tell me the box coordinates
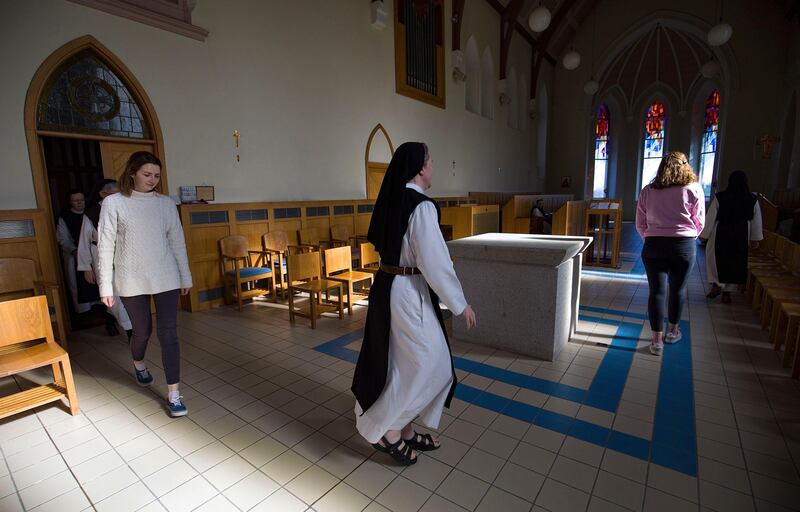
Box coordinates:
[531,0,583,99]
[500,0,526,79]
[451,0,466,50]
[484,0,557,65]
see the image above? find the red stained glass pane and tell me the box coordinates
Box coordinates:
[704,89,720,131]
[595,104,609,138]
[645,101,665,139]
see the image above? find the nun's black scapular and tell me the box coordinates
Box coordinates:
[713,170,758,284]
[351,142,458,417]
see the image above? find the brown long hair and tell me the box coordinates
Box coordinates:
[651,151,697,189]
[118,151,162,196]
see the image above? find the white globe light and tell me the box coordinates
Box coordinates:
[583,80,599,95]
[707,21,733,46]
[701,59,720,78]
[562,50,581,70]
[528,6,551,33]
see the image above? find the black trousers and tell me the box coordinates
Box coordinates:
[121,289,181,385]
[641,237,696,332]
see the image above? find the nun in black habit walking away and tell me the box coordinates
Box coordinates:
[352,142,476,466]
[700,170,763,303]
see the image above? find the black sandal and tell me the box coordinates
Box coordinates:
[403,431,440,451]
[371,436,417,466]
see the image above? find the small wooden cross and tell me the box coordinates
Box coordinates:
[756,134,780,159]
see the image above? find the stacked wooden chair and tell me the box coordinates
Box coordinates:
[0,295,79,419]
[0,257,68,347]
[286,251,343,328]
[745,231,800,378]
[262,231,290,299]
[323,246,374,315]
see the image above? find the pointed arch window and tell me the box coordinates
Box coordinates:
[593,104,610,198]
[699,89,720,198]
[37,50,150,139]
[641,101,666,188]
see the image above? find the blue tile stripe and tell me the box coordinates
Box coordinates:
[651,318,697,475]
[583,321,642,412]
[313,304,697,477]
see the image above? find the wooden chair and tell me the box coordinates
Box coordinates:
[294,227,332,253]
[0,295,79,419]
[331,224,368,266]
[219,235,274,311]
[262,231,290,298]
[0,257,68,347]
[358,242,380,273]
[323,246,374,315]
[287,251,343,329]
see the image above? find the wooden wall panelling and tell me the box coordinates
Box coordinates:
[0,209,71,331]
[355,215,371,236]
[235,222,269,254]
[304,218,331,241]
[271,220,303,245]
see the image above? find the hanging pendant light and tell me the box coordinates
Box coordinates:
[707,0,732,46]
[529,5,551,32]
[707,21,732,46]
[563,50,581,70]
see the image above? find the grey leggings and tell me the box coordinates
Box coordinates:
[121,289,181,385]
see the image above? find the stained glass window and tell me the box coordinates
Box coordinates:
[593,104,610,198]
[699,89,720,199]
[37,51,150,139]
[641,101,666,188]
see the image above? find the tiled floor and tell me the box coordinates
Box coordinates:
[1,225,800,511]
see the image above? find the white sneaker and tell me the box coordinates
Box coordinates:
[665,331,682,344]
[649,342,664,356]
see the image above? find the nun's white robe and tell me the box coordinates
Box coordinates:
[355,184,468,444]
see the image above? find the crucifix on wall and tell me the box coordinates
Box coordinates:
[756,134,780,159]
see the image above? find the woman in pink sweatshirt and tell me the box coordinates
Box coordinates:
[636,151,705,356]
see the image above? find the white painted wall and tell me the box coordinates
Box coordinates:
[0,0,540,209]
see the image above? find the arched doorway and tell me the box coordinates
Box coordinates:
[24,35,166,332]
[365,124,394,199]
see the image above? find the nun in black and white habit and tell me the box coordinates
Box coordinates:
[700,170,763,302]
[352,142,476,465]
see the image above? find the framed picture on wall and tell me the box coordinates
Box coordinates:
[560,176,572,188]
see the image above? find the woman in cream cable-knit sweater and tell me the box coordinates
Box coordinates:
[97,151,193,417]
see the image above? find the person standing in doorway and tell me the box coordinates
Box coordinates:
[56,189,96,314]
[700,170,763,303]
[352,142,476,465]
[636,151,705,356]
[96,152,193,417]
[77,179,133,339]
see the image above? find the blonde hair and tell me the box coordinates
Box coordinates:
[651,151,697,189]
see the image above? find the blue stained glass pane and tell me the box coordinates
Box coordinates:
[700,152,716,199]
[702,129,717,154]
[595,138,608,160]
[644,137,664,159]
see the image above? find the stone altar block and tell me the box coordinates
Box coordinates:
[448,233,592,361]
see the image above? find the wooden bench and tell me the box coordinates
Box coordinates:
[0,295,79,419]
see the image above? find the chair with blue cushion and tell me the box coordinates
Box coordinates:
[219,235,274,311]
[262,231,290,299]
